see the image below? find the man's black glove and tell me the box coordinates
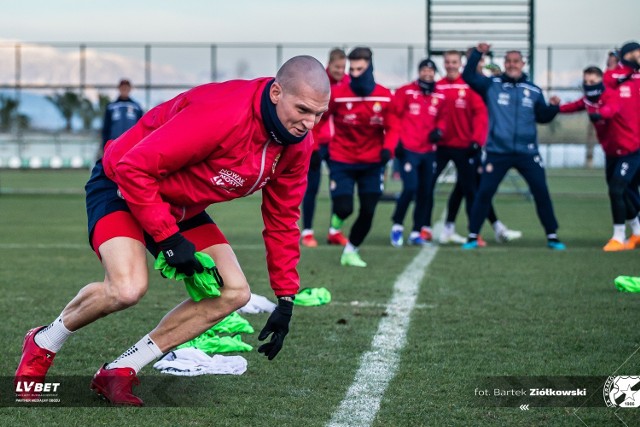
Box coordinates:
[466,141,482,157]
[258,297,293,360]
[394,142,406,161]
[588,113,602,123]
[379,148,391,166]
[428,128,443,143]
[158,232,203,277]
[310,150,322,170]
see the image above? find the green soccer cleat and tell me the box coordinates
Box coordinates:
[340,251,367,267]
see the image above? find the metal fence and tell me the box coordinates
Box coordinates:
[0,41,621,168]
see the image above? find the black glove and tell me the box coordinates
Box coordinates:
[379,148,391,166]
[157,232,203,277]
[309,150,322,170]
[466,141,482,157]
[588,113,602,123]
[258,297,293,360]
[428,128,443,143]
[394,142,406,161]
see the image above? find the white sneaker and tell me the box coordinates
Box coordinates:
[439,231,467,245]
[495,228,523,243]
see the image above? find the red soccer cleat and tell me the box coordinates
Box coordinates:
[301,233,318,247]
[420,228,433,243]
[327,231,348,246]
[477,235,487,247]
[90,364,143,406]
[15,327,56,399]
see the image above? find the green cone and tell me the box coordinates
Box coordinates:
[614,276,640,293]
[294,287,332,306]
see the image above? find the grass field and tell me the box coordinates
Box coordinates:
[0,168,639,427]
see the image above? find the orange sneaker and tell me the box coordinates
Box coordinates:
[477,235,487,247]
[603,239,628,252]
[625,234,640,250]
[327,231,348,246]
[420,228,433,242]
[301,233,318,247]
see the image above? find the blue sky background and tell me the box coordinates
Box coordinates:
[1,0,637,46]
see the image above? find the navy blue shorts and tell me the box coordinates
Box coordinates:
[328,160,384,198]
[85,160,215,253]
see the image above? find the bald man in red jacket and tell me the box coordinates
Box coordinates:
[15,56,330,406]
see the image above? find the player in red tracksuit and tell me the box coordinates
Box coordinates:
[326,46,396,267]
[436,49,522,246]
[301,48,350,247]
[14,56,331,406]
[557,65,640,251]
[389,58,446,247]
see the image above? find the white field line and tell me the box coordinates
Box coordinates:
[327,222,442,427]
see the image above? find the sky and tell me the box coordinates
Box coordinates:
[0,0,638,46]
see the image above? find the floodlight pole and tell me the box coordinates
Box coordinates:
[528,0,535,81]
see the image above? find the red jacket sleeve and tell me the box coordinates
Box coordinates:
[469,92,488,144]
[598,90,620,119]
[434,94,448,135]
[260,145,311,297]
[559,98,586,113]
[113,106,232,242]
[385,88,405,152]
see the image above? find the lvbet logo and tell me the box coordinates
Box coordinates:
[15,382,61,393]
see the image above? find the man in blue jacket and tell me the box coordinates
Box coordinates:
[101,79,143,149]
[461,43,565,250]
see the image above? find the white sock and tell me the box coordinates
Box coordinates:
[392,223,403,232]
[627,217,640,236]
[421,226,432,233]
[613,224,626,242]
[107,334,164,373]
[547,233,558,240]
[344,242,357,254]
[34,314,74,353]
[492,220,506,234]
[444,222,455,233]
[329,227,340,235]
[409,231,421,239]
[301,229,314,237]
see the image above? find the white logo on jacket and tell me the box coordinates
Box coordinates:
[210,169,246,192]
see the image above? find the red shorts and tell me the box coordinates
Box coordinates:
[91,210,228,259]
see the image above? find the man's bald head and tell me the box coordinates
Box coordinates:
[269,55,331,138]
[275,55,331,97]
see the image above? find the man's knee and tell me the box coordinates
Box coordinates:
[105,278,148,309]
[333,195,353,219]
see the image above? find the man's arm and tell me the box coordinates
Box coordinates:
[558,98,586,114]
[462,44,492,96]
[534,92,560,124]
[598,90,621,119]
[260,146,310,297]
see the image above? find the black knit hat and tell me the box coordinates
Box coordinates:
[418,58,437,72]
[620,41,640,58]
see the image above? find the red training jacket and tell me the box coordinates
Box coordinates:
[389,81,446,154]
[559,88,639,156]
[312,71,350,149]
[435,75,488,148]
[603,63,640,89]
[327,83,396,164]
[102,77,311,296]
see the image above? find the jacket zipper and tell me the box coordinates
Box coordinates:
[245,139,271,196]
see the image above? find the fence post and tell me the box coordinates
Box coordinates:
[276,44,283,70]
[407,45,414,83]
[145,44,151,109]
[546,46,552,92]
[210,44,217,82]
[79,44,86,99]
